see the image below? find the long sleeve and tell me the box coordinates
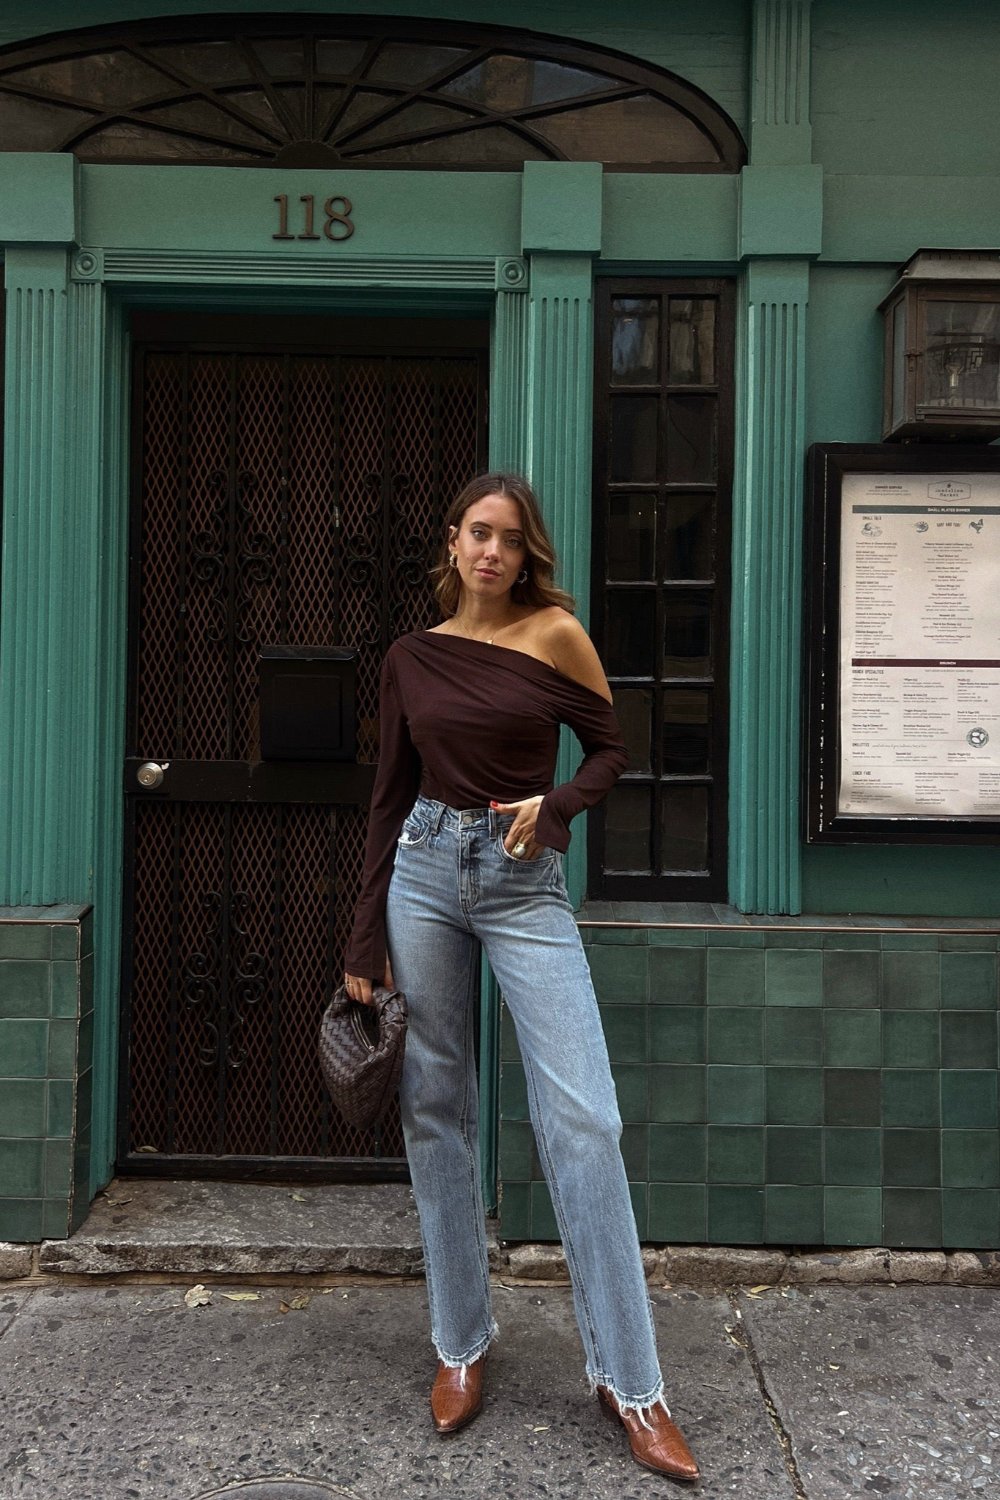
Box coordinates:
[534,691,628,852]
[343,652,421,979]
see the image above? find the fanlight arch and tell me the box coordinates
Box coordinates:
[0,15,746,171]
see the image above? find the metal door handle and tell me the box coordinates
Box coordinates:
[137,761,170,789]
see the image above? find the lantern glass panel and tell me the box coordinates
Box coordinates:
[922,298,1000,411]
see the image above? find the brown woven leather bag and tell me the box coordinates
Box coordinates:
[318,983,408,1132]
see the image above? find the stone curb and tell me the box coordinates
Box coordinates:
[0,1242,34,1279]
[503,1243,1000,1288]
[5,1239,1000,1287]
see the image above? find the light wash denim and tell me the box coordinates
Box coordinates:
[385,795,665,1410]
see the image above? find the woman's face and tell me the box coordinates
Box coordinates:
[449,493,527,602]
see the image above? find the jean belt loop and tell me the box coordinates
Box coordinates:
[429,800,446,835]
[489,805,499,839]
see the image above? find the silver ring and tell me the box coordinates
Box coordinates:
[513,842,526,857]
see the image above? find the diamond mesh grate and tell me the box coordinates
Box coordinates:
[126,345,480,1168]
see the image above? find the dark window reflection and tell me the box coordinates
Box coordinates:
[611,297,659,384]
[662,689,710,773]
[605,783,653,871]
[668,297,716,384]
[606,589,655,676]
[663,591,712,677]
[610,397,658,482]
[660,785,709,873]
[663,492,714,580]
[608,493,656,580]
[613,688,653,774]
[665,396,716,483]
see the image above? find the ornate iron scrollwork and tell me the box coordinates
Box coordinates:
[234,469,276,645]
[191,470,230,645]
[227,890,268,1070]
[181,890,223,1068]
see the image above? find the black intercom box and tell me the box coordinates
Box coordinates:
[259,646,357,761]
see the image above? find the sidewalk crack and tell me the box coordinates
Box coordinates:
[0,1287,37,1343]
[727,1290,810,1500]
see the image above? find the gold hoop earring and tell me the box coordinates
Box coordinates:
[448,552,458,569]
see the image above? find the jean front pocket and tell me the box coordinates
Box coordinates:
[495,830,556,868]
[398,812,432,850]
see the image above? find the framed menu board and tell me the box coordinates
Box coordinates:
[804,444,1000,843]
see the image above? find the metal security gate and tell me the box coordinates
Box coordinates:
[120,315,487,1178]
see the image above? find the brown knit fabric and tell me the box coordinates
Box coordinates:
[344,631,627,978]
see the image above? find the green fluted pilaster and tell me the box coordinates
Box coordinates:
[730,260,809,914]
[0,249,73,902]
[490,281,531,474]
[0,249,124,1192]
[525,252,595,910]
[751,0,812,164]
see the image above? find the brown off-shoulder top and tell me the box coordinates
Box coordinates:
[343,630,627,978]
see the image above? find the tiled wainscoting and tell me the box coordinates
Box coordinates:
[0,906,94,1241]
[497,922,1000,1249]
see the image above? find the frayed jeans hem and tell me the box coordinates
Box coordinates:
[588,1371,671,1424]
[433,1318,498,1369]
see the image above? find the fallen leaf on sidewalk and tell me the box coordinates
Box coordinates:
[220,1292,261,1302]
[100,1194,133,1207]
[290,1191,308,1202]
[747,1284,772,1294]
[531,1426,549,1433]
[278,1294,311,1313]
[183,1284,212,1308]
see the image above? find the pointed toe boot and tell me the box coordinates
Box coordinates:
[430,1355,485,1434]
[597,1386,700,1483]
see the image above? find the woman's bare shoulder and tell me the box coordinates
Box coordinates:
[533,609,612,700]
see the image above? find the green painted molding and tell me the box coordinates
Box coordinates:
[729,259,809,915]
[602,176,739,264]
[0,154,77,242]
[740,165,823,259]
[823,175,1000,264]
[524,252,595,909]
[751,0,812,166]
[88,295,129,1196]
[79,164,522,257]
[521,161,603,256]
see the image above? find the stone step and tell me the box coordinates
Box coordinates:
[35,1177,499,1278]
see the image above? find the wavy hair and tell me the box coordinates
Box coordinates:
[432,472,575,617]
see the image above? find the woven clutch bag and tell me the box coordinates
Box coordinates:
[318,983,408,1132]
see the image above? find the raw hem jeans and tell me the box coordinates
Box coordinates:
[385,797,664,1407]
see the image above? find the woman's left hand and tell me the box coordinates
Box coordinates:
[490,794,545,860]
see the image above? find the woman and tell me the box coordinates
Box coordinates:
[344,473,700,1483]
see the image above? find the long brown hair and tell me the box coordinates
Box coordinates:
[433,472,575,617]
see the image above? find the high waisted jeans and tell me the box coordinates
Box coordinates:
[385,796,664,1408]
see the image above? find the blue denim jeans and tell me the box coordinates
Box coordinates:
[385,796,664,1408]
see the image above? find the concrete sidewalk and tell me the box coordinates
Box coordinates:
[2,1277,998,1500]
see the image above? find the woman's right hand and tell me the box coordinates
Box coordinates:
[344,957,395,1008]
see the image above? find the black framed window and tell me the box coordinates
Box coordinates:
[591,280,734,900]
[0,16,745,170]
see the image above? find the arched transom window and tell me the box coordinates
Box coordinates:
[0,16,745,171]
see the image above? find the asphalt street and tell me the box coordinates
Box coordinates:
[1,1280,998,1500]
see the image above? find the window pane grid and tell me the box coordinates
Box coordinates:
[593,278,732,899]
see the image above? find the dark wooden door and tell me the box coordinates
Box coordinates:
[119,317,487,1177]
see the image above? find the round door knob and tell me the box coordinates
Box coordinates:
[137,761,168,789]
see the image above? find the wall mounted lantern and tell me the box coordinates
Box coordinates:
[879,249,1000,441]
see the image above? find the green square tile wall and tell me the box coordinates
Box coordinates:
[496,925,1000,1249]
[0,908,93,1243]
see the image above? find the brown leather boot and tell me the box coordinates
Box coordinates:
[430,1355,485,1434]
[597,1386,700,1483]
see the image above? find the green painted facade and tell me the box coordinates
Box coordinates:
[1,0,998,1247]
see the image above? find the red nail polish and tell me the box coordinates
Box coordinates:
[489,800,499,809]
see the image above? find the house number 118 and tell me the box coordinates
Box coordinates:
[273,194,355,242]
